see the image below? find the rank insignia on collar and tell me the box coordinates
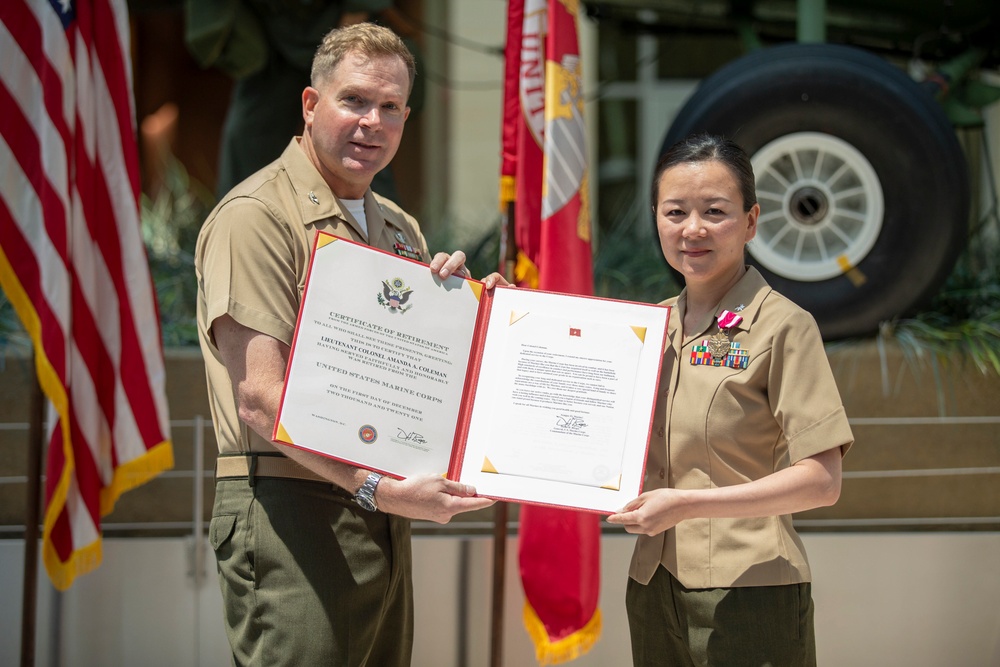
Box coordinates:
[393,242,422,261]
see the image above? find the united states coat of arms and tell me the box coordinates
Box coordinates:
[377,277,413,312]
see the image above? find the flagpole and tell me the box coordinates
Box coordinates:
[20,354,45,667]
[490,502,508,667]
[491,199,519,667]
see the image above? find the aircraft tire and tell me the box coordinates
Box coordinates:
[660,43,969,340]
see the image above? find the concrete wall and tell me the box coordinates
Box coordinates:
[6,336,998,531]
[3,532,999,666]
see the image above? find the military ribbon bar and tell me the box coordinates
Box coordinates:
[393,243,423,261]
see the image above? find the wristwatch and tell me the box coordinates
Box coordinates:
[353,471,383,512]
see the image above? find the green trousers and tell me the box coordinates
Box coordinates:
[626,565,816,667]
[210,477,413,667]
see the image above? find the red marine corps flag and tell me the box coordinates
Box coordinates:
[500,0,600,663]
[0,0,173,590]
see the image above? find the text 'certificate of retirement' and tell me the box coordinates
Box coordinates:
[274,234,481,478]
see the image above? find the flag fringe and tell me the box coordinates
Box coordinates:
[0,248,72,418]
[43,531,102,592]
[1,248,174,590]
[522,601,602,666]
[1,246,83,591]
[40,439,174,591]
[514,250,539,289]
[100,439,174,516]
[500,175,517,208]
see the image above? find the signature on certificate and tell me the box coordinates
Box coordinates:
[396,428,427,445]
[555,415,587,430]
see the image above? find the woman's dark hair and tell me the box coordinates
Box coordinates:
[651,133,757,213]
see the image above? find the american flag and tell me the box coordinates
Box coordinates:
[0,0,173,590]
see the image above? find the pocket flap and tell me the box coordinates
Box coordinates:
[209,514,238,550]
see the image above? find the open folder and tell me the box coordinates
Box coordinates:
[274,233,670,513]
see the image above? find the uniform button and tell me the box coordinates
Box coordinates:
[658,468,665,479]
[657,426,665,437]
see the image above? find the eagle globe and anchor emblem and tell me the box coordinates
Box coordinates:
[377,276,413,312]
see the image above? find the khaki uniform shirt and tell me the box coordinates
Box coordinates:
[195,138,430,456]
[629,267,853,589]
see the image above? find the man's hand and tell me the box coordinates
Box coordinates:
[480,272,511,289]
[428,250,468,279]
[375,474,495,523]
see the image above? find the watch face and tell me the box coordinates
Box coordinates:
[354,472,382,512]
[355,494,377,512]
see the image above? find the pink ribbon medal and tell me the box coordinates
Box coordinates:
[717,310,743,330]
[692,309,748,367]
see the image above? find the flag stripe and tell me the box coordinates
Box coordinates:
[0,64,71,271]
[67,389,102,526]
[0,202,70,401]
[2,12,112,528]
[0,0,173,591]
[0,137,70,377]
[74,5,167,455]
[75,137,166,451]
[0,2,75,165]
[69,20,168,483]
[500,0,523,186]
[87,0,140,200]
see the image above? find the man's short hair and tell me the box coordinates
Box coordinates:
[311,22,416,96]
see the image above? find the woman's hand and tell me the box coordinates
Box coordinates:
[607,448,843,536]
[606,488,692,536]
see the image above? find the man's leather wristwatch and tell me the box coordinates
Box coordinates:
[353,471,383,512]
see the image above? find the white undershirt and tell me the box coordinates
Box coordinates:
[341,198,368,237]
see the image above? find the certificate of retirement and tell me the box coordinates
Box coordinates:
[274,234,670,513]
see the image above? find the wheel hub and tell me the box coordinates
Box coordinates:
[789,186,828,226]
[749,131,884,281]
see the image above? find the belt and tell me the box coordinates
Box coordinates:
[216,454,328,484]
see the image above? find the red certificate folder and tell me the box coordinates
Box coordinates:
[274,233,670,513]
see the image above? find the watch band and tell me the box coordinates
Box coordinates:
[354,471,383,512]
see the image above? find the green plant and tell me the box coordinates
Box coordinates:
[874,143,1000,377]
[426,215,504,282]
[3,150,999,381]
[440,194,681,304]
[880,244,1000,376]
[592,196,681,303]
[141,156,214,347]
